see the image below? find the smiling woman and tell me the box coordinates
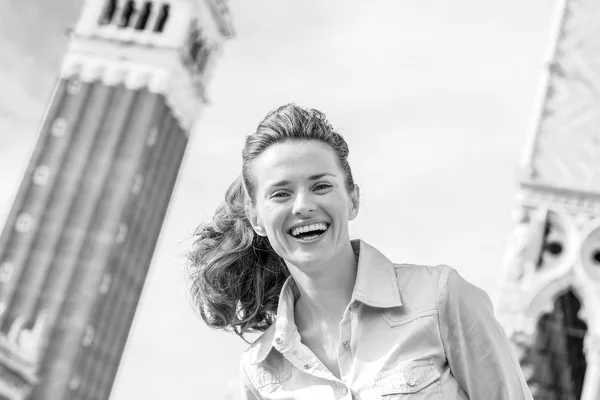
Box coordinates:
[187,104,534,399]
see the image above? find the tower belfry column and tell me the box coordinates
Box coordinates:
[496,0,600,398]
[0,0,233,399]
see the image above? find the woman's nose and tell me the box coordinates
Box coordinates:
[292,192,316,215]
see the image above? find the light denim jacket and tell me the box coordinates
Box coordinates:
[240,240,533,399]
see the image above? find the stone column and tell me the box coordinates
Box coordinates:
[581,334,600,400]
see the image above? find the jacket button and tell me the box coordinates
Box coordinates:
[275,337,283,345]
[303,364,311,370]
[342,341,350,350]
[341,387,348,395]
[407,377,416,387]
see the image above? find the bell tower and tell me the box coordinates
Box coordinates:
[496,0,600,399]
[0,1,233,399]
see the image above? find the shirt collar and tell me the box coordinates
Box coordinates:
[250,239,402,364]
[351,239,403,309]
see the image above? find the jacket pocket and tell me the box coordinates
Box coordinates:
[377,308,438,328]
[374,358,441,398]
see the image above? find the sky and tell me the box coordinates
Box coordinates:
[0,0,559,398]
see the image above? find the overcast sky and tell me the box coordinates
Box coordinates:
[0,0,559,398]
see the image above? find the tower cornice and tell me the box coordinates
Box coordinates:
[518,181,600,215]
[60,35,203,133]
[60,0,234,133]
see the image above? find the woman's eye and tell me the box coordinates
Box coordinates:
[271,191,290,198]
[314,183,332,191]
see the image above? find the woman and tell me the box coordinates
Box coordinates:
[188,104,533,399]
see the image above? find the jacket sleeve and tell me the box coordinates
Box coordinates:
[240,359,262,400]
[437,265,533,399]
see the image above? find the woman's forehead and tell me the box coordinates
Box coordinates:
[257,141,337,167]
[251,141,341,185]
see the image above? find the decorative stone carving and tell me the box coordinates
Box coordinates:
[0,263,15,284]
[579,220,600,282]
[15,214,33,234]
[132,174,144,194]
[32,166,51,186]
[66,79,82,95]
[116,224,128,244]
[50,118,68,137]
[82,325,95,347]
[502,207,548,284]
[99,274,112,294]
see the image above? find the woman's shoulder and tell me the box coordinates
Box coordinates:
[392,262,491,315]
[391,262,454,289]
[390,263,476,307]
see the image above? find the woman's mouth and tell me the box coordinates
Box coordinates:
[288,222,330,241]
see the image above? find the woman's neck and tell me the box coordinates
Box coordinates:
[289,241,358,325]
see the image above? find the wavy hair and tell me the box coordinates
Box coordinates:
[187,104,355,339]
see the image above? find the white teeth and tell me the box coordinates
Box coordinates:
[290,223,328,237]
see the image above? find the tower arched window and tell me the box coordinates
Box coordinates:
[119,1,136,28]
[523,290,587,399]
[99,0,117,25]
[153,4,170,33]
[135,2,153,30]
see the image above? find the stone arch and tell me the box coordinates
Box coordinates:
[579,217,600,282]
[523,289,587,399]
[525,273,579,322]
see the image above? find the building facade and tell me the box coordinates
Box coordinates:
[496,0,600,399]
[0,1,233,398]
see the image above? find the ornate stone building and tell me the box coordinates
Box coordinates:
[497,0,600,399]
[0,1,233,398]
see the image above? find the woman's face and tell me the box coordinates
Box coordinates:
[247,140,359,272]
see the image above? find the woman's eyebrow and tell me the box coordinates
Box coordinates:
[269,173,336,188]
[308,173,336,181]
[268,180,291,188]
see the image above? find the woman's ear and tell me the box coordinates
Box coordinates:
[349,184,360,221]
[245,205,267,237]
